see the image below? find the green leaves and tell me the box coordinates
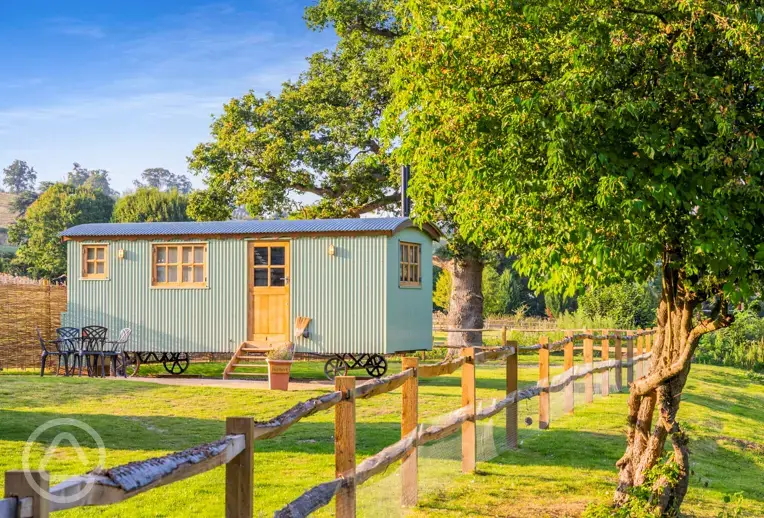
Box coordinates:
[8,183,114,279]
[389,0,764,300]
[2,160,36,194]
[112,188,190,224]
[189,13,399,220]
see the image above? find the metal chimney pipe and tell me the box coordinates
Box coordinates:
[401,165,411,217]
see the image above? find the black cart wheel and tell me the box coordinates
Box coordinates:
[324,357,349,380]
[163,353,189,375]
[115,354,140,377]
[365,355,388,378]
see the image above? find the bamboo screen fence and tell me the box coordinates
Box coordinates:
[0,275,67,371]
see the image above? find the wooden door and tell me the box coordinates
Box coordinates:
[248,242,290,343]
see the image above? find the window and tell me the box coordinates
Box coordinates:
[82,245,108,279]
[152,243,207,288]
[252,244,287,287]
[399,242,421,287]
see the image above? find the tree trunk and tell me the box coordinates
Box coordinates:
[445,256,484,359]
[614,263,733,515]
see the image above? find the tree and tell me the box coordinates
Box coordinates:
[10,190,39,215]
[66,163,90,188]
[188,5,399,220]
[579,282,659,329]
[38,181,56,194]
[188,0,502,358]
[8,184,114,278]
[308,0,492,353]
[66,163,118,197]
[388,1,763,513]
[482,265,506,316]
[433,266,452,311]
[134,168,192,194]
[112,187,190,223]
[543,292,576,320]
[2,160,37,193]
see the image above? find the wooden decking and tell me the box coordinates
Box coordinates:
[223,341,274,379]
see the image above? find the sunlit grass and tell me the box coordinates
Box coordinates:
[0,364,760,517]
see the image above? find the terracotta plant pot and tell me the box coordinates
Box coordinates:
[267,359,293,391]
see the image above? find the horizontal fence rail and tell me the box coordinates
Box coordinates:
[1,327,656,518]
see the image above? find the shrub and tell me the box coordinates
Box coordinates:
[112,187,189,223]
[578,282,658,329]
[696,308,764,372]
[433,267,451,311]
[554,307,617,331]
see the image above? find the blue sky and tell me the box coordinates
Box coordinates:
[0,1,335,192]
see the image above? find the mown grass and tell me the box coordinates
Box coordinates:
[0,363,761,517]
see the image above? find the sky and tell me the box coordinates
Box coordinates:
[0,1,335,192]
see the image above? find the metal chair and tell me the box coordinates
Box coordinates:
[104,328,132,378]
[55,327,80,376]
[36,328,67,377]
[79,326,109,377]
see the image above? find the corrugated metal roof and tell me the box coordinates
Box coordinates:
[61,217,442,240]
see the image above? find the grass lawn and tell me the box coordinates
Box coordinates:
[0,363,761,517]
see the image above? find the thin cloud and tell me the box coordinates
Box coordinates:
[3,3,335,190]
[48,18,105,39]
[0,91,227,130]
[0,77,45,90]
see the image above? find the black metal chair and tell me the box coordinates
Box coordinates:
[104,328,132,378]
[78,326,109,377]
[55,327,80,376]
[36,328,67,377]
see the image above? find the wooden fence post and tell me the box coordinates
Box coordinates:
[601,330,610,397]
[614,333,623,392]
[461,347,476,473]
[563,330,574,415]
[636,331,644,379]
[538,336,550,430]
[583,331,594,404]
[401,357,418,507]
[335,376,356,518]
[506,340,519,448]
[226,417,254,518]
[626,332,634,385]
[5,470,50,518]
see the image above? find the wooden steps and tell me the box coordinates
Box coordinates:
[223,342,273,379]
[223,341,295,380]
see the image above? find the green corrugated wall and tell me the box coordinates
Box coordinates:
[63,230,433,355]
[291,235,388,354]
[63,239,248,353]
[385,228,433,353]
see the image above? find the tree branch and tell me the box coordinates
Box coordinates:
[432,256,454,273]
[633,307,733,396]
[346,20,401,39]
[620,5,669,24]
[364,139,381,154]
[293,183,333,198]
[686,310,734,348]
[347,193,400,216]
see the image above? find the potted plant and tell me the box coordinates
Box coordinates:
[266,343,294,391]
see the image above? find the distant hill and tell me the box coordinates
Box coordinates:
[0,193,18,229]
[0,193,18,246]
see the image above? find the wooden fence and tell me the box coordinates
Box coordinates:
[0,327,655,518]
[0,281,67,371]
